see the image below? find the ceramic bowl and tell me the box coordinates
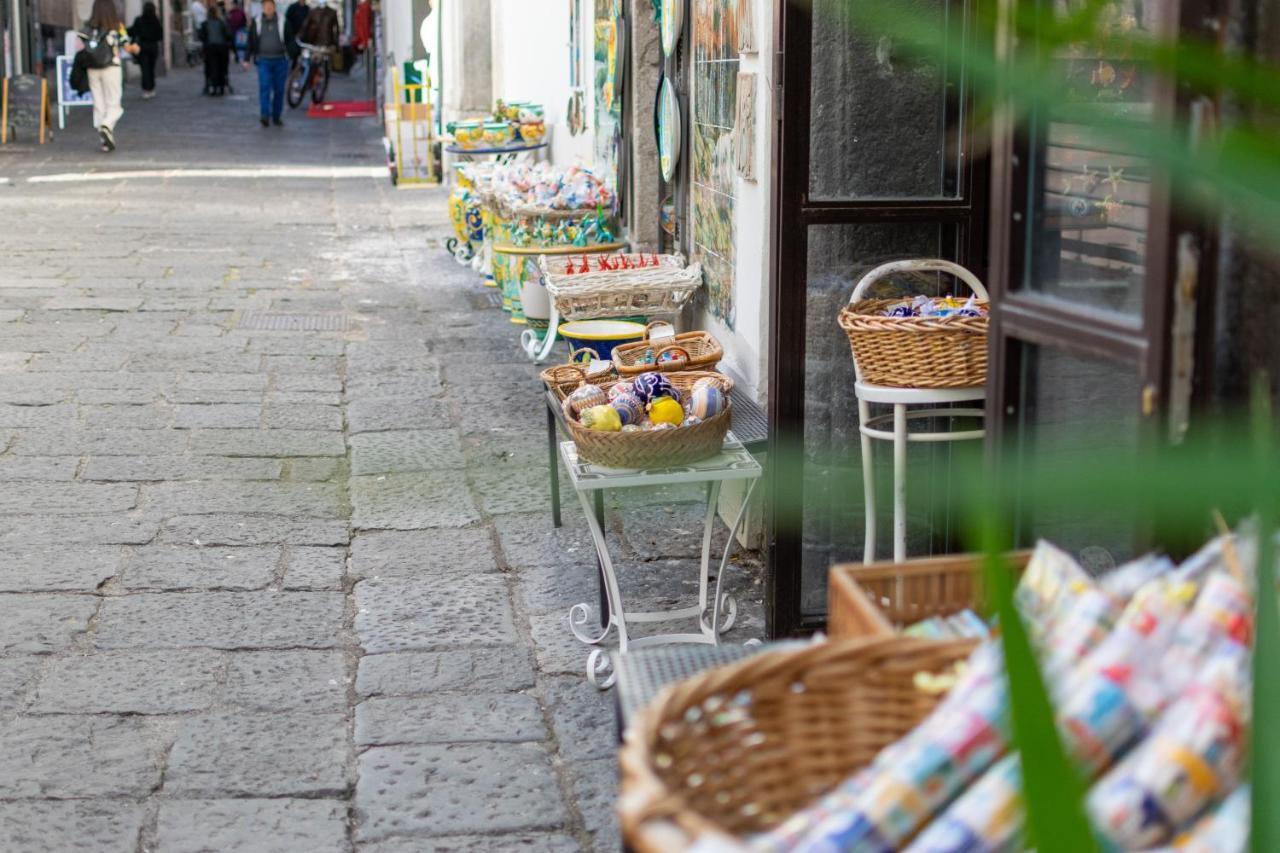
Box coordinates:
[483,121,514,147]
[558,319,648,362]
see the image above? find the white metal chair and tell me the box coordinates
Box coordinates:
[847,259,989,564]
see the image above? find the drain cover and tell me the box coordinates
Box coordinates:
[237,312,352,331]
[466,290,502,310]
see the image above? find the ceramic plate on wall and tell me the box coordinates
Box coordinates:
[657,77,681,183]
[661,0,682,57]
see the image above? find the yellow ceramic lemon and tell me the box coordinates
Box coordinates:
[580,404,622,432]
[648,396,684,427]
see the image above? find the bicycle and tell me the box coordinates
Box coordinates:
[285,41,331,108]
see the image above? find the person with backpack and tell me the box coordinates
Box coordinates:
[199,3,232,95]
[128,2,164,99]
[81,0,139,152]
[246,0,289,127]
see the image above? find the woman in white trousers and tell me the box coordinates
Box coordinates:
[84,0,139,151]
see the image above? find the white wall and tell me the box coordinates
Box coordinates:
[488,0,592,166]
[691,0,774,405]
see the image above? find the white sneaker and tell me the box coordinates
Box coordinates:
[142,90,155,100]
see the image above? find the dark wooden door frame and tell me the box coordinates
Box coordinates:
[765,0,989,637]
[986,0,1221,452]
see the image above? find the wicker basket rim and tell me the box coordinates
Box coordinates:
[618,636,980,850]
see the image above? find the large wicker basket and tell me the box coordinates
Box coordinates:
[556,370,735,469]
[539,253,702,321]
[837,259,990,389]
[611,322,724,376]
[618,636,979,852]
[828,551,1032,640]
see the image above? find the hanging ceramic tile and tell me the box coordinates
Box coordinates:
[661,0,683,57]
[733,71,756,181]
[736,0,756,53]
[658,76,682,183]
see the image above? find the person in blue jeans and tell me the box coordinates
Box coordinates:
[245,0,289,126]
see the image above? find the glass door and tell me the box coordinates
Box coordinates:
[767,0,987,634]
[986,0,1214,565]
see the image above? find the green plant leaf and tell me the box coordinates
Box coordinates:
[1250,379,1279,853]
[980,517,1099,853]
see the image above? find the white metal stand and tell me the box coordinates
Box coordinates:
[845,259,990,564]
[559,434,763,689]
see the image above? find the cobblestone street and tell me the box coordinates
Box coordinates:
[0,67,762,852]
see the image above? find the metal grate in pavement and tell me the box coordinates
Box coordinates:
[466,290,503,310]
[236,312,353,331]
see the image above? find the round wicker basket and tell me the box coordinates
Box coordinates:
[837,299,989,389]
[555,370,735,469]
[618,636,978,852]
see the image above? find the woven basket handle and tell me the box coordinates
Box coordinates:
[653,345,691,370]
[848,259,989,305]
[568,346,596,364]
[644,319,677,341]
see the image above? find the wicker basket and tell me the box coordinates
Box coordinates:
[539,253,702,322]
[836,259,990,389]
[611,322,724,376]
[548,368,734,405]
[557,370,735,469]
[539,353,619,396]
[618,636,979,852]
[828,552,1032,641]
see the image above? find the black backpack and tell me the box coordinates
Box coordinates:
[82,28,115,69]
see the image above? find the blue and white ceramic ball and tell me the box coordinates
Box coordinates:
[632,372,680,405]
[690,384,727,420]
[611,393,644,426]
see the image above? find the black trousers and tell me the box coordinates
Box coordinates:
[204,44,229,89]
[137,46,158,91]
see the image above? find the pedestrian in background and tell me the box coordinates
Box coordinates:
[227,0,248,62]
[200,2,231,95]
[283,0,308,64]
[128,2,163,99]
[246,0,289,127]
[84,0,140,152]
[190,0,207,31]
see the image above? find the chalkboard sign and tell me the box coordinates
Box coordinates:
[1,75,49,145]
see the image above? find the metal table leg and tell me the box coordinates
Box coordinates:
[594,490,607,630]
[547,401,562,528]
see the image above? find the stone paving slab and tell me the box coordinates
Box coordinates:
[155,799,352,853]
[0,715,166,797]
[28,649,223,714]
[223,650,350,711]
[165,711,349,797]
[355,742,569,841]
[94,592,345,649]
[0,800,147,853]
[355,648,537,697]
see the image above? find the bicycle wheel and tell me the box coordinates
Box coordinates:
[285,62,308,108]
[311,63,330,105]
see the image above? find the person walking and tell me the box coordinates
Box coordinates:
[200,3,231,95]
[128,2,163,99]
[227,0,247,62]
[282,0,308,63]
[246,0,289,127]
[83,0,139,152]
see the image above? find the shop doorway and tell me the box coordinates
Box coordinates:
[766,0,989,635]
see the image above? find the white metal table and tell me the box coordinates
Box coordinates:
[559,433,763,689]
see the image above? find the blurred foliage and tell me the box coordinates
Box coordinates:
[825,0,1280,845]
[841,0,1280,245]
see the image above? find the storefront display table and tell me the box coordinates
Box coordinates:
[444,142,548,167]
[559,434,763,688]
[543,383,768,529]
[856,381,984,563]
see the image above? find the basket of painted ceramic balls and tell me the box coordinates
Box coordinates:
[557,370,735,469]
